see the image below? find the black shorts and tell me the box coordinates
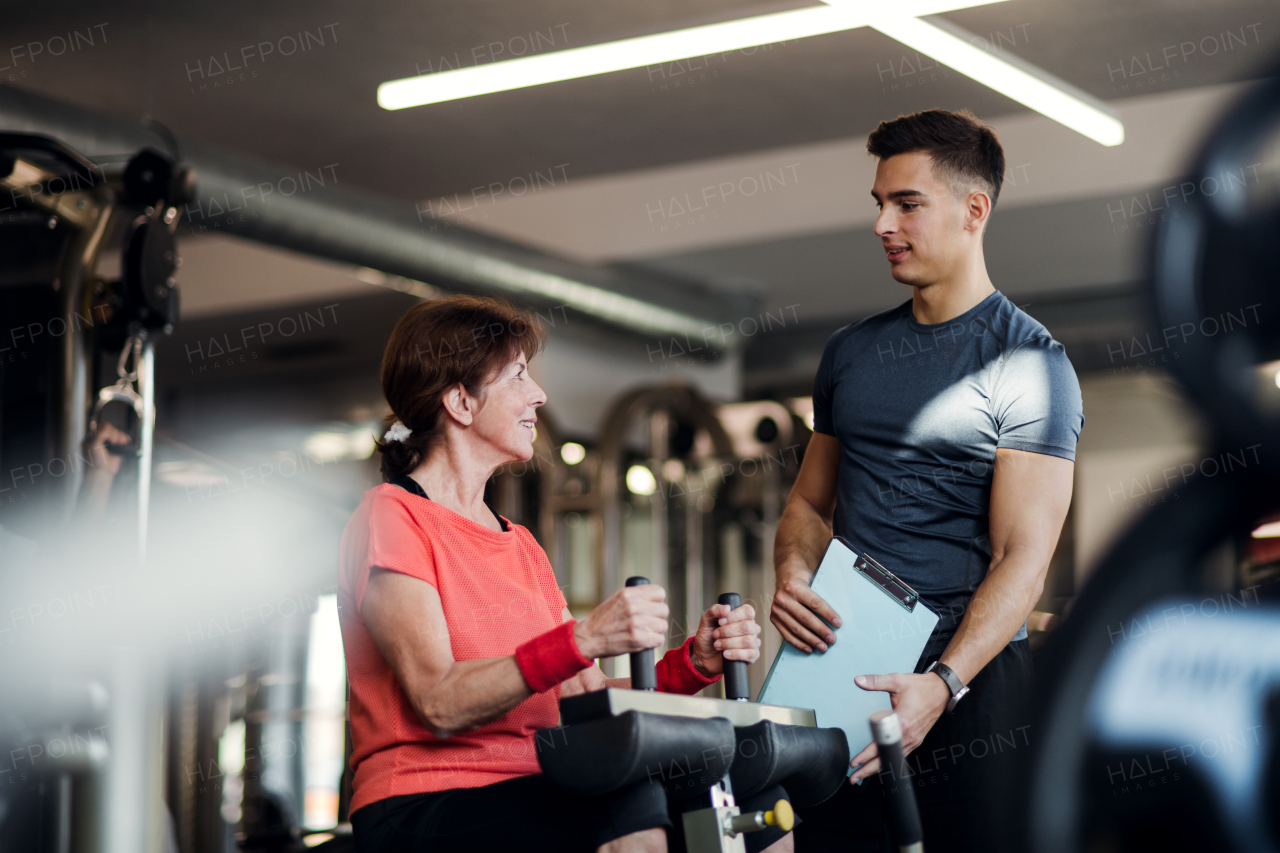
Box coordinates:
[351,773,671,853]
[793,639,1034,853]
[351,773,792,853]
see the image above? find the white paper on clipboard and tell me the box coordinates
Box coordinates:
[757,537,940,765]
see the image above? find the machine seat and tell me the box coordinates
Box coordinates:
[730,720,848,807]
[537,710,736,797]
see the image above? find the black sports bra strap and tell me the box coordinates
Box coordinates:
[387,474,509,532]
[389,473,428,499]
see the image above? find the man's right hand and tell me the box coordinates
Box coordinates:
[771,432,842,653]
[574,583,669,660]
[771,566,842,654]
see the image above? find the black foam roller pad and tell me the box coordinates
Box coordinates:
[729,720,849,807]
[536,710,736,797]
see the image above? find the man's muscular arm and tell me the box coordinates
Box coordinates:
[848,448,1073,781]
[937,449,1074,684]
[771,433,844,653]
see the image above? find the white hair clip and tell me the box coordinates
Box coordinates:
[384,421,412,443]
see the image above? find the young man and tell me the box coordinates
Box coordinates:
[770,110,1082,852]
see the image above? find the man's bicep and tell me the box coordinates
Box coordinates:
[989,449,1073,563]
[792,433,841,519]
[362,568,455,691]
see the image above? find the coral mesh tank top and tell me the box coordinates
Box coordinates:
[337,484,568,815]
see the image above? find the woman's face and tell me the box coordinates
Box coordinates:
[472,353,546,463]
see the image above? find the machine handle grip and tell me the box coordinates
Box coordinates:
[869,710,924,852]
[718,592,750,700]
[625,576,656,690]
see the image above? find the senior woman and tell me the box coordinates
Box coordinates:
[338,296,775,853]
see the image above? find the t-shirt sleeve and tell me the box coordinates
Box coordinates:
[347,492,436,612]
[811,329,843,436]
[993,337,1084,461]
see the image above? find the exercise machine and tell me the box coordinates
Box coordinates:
[0,132,189,853]
[0,133,186,542]
[536,578,849,853]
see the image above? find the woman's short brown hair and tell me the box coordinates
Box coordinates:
[376,295,546,480]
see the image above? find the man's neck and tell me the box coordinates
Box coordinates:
[910,253,996,326]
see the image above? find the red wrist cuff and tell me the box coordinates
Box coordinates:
[514,620,593,693]
[656,636,720,695]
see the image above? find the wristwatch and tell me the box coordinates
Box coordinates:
[926,661,969,713]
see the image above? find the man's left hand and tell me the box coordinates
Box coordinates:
[689,603,762,678]
[848,671,951,782]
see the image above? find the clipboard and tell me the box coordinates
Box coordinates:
[757,537,939,765]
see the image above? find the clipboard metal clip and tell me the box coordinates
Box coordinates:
[854,553,921,613]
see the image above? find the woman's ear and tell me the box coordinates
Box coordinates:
[439,383,476,427]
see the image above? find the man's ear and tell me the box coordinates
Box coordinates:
[965,188,993,233]
[440,383,476,427]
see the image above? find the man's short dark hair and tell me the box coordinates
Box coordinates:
[867,109,1005,206]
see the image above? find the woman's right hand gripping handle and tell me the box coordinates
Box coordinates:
[573,583,669,661]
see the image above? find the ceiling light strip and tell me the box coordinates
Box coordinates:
[461,253,712,337]
[378,0,1009,109]
[419,239,711,335]
[867,15,1125,146]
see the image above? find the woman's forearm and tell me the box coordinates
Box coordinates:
[412,655,533,738]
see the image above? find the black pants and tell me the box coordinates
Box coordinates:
[793,640,1033,853]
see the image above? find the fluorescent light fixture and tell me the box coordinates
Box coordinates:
[379,0,1010,109]
[863,14,1124,146]
[379,0,1124,146]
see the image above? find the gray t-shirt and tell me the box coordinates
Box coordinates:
[812,291,1083,659]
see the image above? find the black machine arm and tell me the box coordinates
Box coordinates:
[625,576,658,690]
[871,710,924,853]
[621,581,752,700]
[718,592,750,701]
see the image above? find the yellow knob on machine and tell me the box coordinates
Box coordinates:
[764,799,795,832]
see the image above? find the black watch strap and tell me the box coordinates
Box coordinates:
[926,661,970,713]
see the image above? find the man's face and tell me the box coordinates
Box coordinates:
[871,151,979,288]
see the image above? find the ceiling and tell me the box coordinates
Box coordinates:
[6,0,1278,203]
